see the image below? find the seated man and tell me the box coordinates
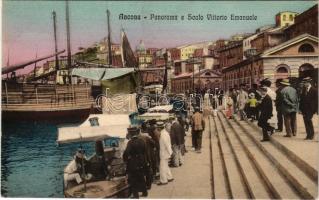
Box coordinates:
[64,149,92,188]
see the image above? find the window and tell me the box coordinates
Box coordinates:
[289,14,293,21]
[298,43,315,53]
[283,14,286,21]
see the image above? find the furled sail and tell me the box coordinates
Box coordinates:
[2,50,65,75]
[120,31,138,68]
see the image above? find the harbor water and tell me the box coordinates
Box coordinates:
[1,122,94,197]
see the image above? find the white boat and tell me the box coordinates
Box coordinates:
[136,112,171,121]
[57,115,131,198]
[148,105,173,113]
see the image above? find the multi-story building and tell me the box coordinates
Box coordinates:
[96,38,121,64]
[169,48,181,61]
[275,11,298,28]
[222,34,318,90]
[218,41,244,69]
[135,41,158,69]
[250,27,286,54]
[178,42,212,61]
[179,45,196,60]
[284,4,318,39]
[171,69,222,93]
[243,25,276,59]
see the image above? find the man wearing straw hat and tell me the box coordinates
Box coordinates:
[155,121,174,185]
[280,78,298,137]
[299,77,318,140]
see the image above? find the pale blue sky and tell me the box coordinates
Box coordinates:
[2,1,317,69]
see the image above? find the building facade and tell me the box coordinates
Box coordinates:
[171,69,223,93]
[222,34,318,91]
[275,11,298,28]
[284,4,318,40]
[218,41,244,69]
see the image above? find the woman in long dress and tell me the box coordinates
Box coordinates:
[226,96,234,119]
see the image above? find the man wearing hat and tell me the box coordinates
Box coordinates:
[64,149,91,188]
[123,127,148,198]
[237,84,249,120]
[155,121,174,185]
[280,79,298,137]
[191,106,205,153]
[260,78,277,132]
[299,77,318,140]
[275,79,284,132]
[258,86,273,141]
[170,115,185,167]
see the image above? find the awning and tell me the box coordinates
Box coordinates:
[57,114,130,144]
[136,112,171,121]
[71,68,135,81]
[57,125,128,144]
[148,105,173,113]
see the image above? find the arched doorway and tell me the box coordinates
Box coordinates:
[299,63,314,78]
[275,65,290,80]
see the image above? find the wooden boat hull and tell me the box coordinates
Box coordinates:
[2,83,94,124]
[2,107,92,124]
[64,178,130,198]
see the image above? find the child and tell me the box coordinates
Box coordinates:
[226,96,234,119]
[248,93,258,122]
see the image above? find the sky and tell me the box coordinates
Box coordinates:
[1,0,317,74]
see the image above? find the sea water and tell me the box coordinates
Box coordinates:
[1,122,94,197]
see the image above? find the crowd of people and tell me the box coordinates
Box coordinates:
[123,76,317,198]
[220,77,318,142]
[123,107,205,198]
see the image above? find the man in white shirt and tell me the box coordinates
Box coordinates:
[63,150,90,188]
[156,121,174,185]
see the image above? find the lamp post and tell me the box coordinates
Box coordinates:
[245,48,257,88]
[187,56,195,93]
[198,63,201,92]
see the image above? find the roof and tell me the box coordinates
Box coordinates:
[222,55,262,73]
[173,72,193,79]
[217,41,243,52]
[136,112,171,121]
[262,33,318,57]
[57,114,130,144]
[57,125,128,144]
[143,84,163,89]
[276,11,299,15]
[173,69,222,79]
[71,68,135,80]
[148,105,173,112]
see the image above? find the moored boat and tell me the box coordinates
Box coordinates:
[57,115,131,198]
[2,83,93,124]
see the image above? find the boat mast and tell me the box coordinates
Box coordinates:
[107,9,112,66]
[6,49,10,79]
[53,11,59,70]
[65,0,72,84]
[33,49,38,78]
[162,50,168,94]
[66,0,72,69]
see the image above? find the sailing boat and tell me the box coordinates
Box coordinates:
[1,2,93,124]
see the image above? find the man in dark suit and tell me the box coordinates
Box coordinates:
[123,127,148,198]
[299,77,318,140]
[258,87,273,142]
[275,79,284,132]
[170,116,185,167]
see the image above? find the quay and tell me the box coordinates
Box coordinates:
[146,118,213,198]
[145,107,318,199]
